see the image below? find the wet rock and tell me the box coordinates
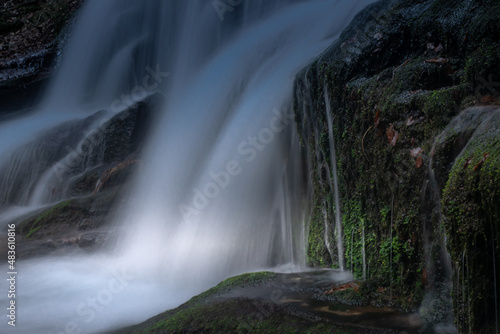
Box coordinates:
[0,93,162,205]
[77,216,105,231]
[17,200,89,240]
[40,240,57,250]
[78,232,108,248]
[0,109,108,205]
[293,0,500,330]
[93,160,141,193]
[0,0,85,114]
[113,271,416,334]
[440,107,500,333]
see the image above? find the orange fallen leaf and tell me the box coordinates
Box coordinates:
[416,156,423,168]
[463,157,472,170]
[425,57,449,64]
[386,124,399,146]
[474,152,490,171]
[374,110,380,125]
[325,282,360,295]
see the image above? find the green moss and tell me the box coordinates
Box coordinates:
[296,0,499,326]
[25,225,42,239]
[36,200,72,223]
[137,271,358,333]
[20,200,72,239]
[189,271,276,305]
[143,298,357,334]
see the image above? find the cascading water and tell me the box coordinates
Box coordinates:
[0,1,375,332]
[323,83,345,271]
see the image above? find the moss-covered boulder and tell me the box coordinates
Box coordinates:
[18,199,82,239]
[14,186,121,258]
[112,271,416,334]
[293,0,500,331]
[441,107,500,333]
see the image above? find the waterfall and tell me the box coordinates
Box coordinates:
[0,1,374,332]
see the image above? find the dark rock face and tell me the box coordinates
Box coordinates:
[0,93,161,206]
[294,0,500,332]
[0,109,107,205]
[12,93,163,259]
[0,0,85,115]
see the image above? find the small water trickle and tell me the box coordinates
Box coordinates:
[362,224,366,280]
[323,83,345,271]
[491,222,499,334]
[351,228,355,273]
[322,205,335,262]
[419,137,457,333]
[390,193,393,305]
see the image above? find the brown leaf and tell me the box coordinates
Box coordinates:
[398,59,411,68]
[386,124,399,146]
[463,157,472,170]
[374,110,380,125]
[425,57,449,64]
[416,156,423,168]
[325,282,360,295]
[410,147,423,157]
[474,152,490,171]
[481,95,496,104]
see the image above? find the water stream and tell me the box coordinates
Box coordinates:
[0,1,374,332]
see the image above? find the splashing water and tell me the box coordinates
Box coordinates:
[0,1,375,332]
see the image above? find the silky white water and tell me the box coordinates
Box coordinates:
[0,1,374,332]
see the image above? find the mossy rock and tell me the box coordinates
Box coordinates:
[112,271,399,334]
[441,107,500,333]
[18,200,88,239]
[293,0,500,323]
[141,297,363,334]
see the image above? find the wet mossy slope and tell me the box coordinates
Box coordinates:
[294,0,500,332]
